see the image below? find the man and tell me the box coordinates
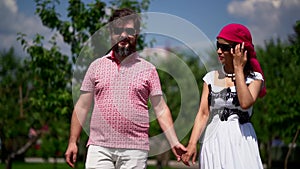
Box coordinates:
[65,8,186,169]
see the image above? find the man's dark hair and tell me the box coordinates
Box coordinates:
[109,8,141,33]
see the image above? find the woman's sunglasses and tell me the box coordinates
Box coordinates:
[216,42,237,52]
[112,27,136,36]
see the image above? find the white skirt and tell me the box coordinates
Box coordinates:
[199,114,264,169]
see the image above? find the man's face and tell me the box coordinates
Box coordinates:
[111,19,137,57]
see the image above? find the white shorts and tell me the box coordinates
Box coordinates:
[85,145,148,169]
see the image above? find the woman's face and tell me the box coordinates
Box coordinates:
[216,38,235,64]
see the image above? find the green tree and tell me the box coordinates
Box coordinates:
[254,20,300,169]
[0,48,33,169]
[18,32,72,164]
[34,0,150,61]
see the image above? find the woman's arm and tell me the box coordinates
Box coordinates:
[233,44,263,109]
[182,82,210,165]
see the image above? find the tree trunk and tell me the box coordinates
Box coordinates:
[18,85,24,118]
[267,140,272,169]
[284,128,299,169]
[5,156,12,169]
[5,131,41,169]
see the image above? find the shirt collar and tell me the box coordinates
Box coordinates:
[108,50,139,65]
[110,50,121,65]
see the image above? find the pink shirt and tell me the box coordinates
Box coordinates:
[81,51,162,150]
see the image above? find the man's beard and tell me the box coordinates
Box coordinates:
[114,45,132,57]
[113,38,136,57]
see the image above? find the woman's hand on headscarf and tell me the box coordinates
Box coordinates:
[232,42,247,69]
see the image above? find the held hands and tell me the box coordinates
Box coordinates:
[231,42,247,69]
[171,142,188,162]
[180,143,198,166]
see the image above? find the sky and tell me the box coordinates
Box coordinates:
[1,0,300,57]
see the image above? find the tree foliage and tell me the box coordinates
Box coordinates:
[254,20,300,168]
[34,0,150,61]
[0,31,73,169]
[0,48,30,165]
[255,21,300,144]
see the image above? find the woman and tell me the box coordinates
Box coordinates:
[181,23,266,169]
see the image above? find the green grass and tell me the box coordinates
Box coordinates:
[0,162,84,169]
[0,162,175,169]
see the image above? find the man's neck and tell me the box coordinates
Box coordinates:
[114,53,127,62]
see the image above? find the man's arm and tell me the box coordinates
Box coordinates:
[150,95,187,161]
[65,92,93,168]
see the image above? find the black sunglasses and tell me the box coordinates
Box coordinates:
[216,42,237,52]
[112,27,136,36]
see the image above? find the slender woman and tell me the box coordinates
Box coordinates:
[182,23,266,169]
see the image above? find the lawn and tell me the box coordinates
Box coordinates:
[0,162,175,169]
[0,162,84,169]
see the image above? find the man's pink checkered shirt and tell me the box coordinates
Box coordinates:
[80,51,163,150]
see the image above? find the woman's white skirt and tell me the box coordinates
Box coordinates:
[199,114,264,169]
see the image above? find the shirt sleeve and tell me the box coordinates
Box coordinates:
[203,71,214,85]
[149,68,163,97]
[246,72,265,92]
[246,72,264,84]
[80,61,96,92]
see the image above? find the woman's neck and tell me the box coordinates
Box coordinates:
[223,65,234,74]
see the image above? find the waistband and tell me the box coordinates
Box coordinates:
[212,108,251,124]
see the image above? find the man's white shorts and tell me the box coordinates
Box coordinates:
[85,145,148,169]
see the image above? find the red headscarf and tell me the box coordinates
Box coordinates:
[217,23,266,97]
